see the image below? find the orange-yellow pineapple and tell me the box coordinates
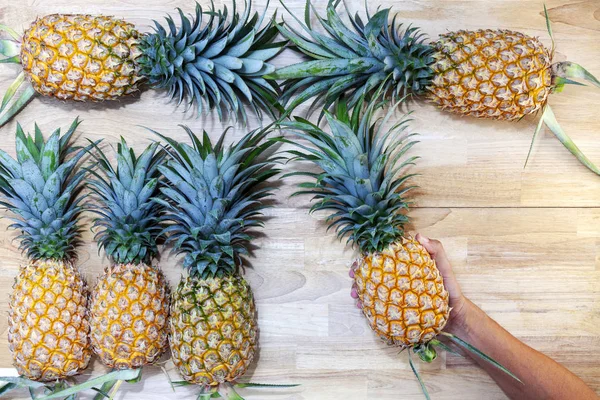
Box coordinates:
[284,96,517,397]
[0,119,92,381]
[353,237,449,347]
[20,14,141,101]
[88,139,169,369]
[428,29,552,120]
[0,2,285,126]
[270,3,600,174]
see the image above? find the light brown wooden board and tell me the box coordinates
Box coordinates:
[0,0,599,399]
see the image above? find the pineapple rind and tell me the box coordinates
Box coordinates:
[355,237,450,347]
[89,263,170,369]
[169,275,257,385]
[20,14,142,101]
[428,29,553,120]
[8,260,91,381]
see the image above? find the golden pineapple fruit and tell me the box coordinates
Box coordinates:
[353,237,450,347]
[8,260,91,381]
[20,14,142,101]
[169,275,258,386]
[428,29,552,121]
[89,263,169,369]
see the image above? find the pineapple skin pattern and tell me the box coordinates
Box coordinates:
[9,260,91,381]
[20,14,142,101]
[354,237,449,347]
[89,263,169,369]
[170,275,258,385]
[429,29,553,120]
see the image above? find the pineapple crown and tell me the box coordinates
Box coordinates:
[88,139,165,265]
[137,0,286,125]
[154,125,280,278]
[266,0,435,116]
[281,95,418,254]
[0,118,94,261]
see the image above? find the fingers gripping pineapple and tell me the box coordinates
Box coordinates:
[0,119,92,381]
[282,96,519,397]
[269,1,600,174]
[155,126,279,392]
[87,139,169,370]
[0,0,285,126]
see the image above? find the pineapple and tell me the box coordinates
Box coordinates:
[281,95,519,397]
[87,139,169,370]
[155,126,278,392]
[0,119,92,381]
[268,2,600,174]
[0,1,285,126]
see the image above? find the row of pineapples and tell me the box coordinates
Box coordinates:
[0,1,599,172]
[0,119,278,398]
[1,98,520,400]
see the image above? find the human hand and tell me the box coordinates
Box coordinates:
[349,234,472,332]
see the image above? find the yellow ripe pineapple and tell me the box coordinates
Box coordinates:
[0,1,285,126]
[353,237,449,346]
[0,119,92,381]
[281,95,519,398]
[87,139,169,370]
[20,14,142,102]
[269,2,600,174]
[155,126,279,396]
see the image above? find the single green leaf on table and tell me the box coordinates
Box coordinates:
[408,351,431,400]
[542,104,600,176]
[524,105,547,169]
[35,369,141,400]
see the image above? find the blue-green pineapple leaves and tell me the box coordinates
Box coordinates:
[153,125,280,277]
[138,0,286,124]
[281,96,418,254]
[267,0,434,117]
[88,139,165,265]
[0,118,94,261]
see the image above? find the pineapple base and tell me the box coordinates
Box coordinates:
[354,236,450,347]
[8,260,91,381]
[89,263,170,369]
[169,274,258,386]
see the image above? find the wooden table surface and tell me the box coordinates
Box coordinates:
[1,0,600,399]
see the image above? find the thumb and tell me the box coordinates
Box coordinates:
[416,233,444,257]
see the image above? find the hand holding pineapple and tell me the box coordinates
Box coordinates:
[384,235,598,400]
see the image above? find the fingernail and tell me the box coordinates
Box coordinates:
[417,234,429,244]
[350,288,358,298]
[356,300,363,309]
[349,268,355,278]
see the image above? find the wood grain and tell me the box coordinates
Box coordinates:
[1,0,600,399]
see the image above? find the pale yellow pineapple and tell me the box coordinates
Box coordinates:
[156,126,278,391]
[170,275,257,385]
[90,263,169,369]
